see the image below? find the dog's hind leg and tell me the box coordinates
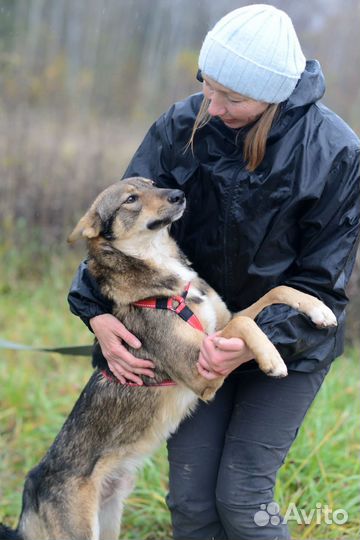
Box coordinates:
[98,473,136,540]
[44,479,101,540]
[17,499,100,540]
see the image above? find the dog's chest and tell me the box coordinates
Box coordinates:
[162,257,195,283]
[187,287,218,334]
[157,386,198,435]
[151,253,219,333]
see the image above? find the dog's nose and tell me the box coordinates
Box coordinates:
[167,190,185,204]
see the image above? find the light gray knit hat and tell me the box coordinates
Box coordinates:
[198,4,306,103]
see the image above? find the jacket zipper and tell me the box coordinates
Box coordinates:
[223,165,246,304]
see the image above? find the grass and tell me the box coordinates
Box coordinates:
[0,111,144,246]
[0,247,359,539]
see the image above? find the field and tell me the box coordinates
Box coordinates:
[0,248,359,539]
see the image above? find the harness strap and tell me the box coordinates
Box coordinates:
[101,369,176,387]
[133,282,205,333]
[121,282,204,388]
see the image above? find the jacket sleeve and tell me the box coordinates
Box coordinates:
[67,116,175,329]
[255,146,360,368]
[68,260,114,331]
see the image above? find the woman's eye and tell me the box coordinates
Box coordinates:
[124,195,138,204]
[228,98,245,104]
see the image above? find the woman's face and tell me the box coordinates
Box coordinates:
[202,76,269,129]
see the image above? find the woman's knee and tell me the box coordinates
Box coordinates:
[167,492,226,539]
[216,496,291,540]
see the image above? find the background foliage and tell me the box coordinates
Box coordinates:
[1,0,359,342]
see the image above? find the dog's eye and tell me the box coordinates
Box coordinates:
[123,194,138,204]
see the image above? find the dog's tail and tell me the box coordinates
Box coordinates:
[0,523,23,540]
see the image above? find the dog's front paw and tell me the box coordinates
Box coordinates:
[201,387,217,401]
[200,378,224,401]
[258,351,288,378]
[308,302,337,328]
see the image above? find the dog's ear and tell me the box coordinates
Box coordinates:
[67,211,102,243]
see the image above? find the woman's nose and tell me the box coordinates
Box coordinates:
[207,95,227,117]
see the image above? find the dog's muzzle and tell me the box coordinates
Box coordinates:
[167,190,185,205]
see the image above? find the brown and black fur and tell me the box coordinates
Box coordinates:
[0,177,337,540]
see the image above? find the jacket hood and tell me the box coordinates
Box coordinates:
[284,59,325,110]
[267,59,325,141]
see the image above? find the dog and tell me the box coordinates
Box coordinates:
[0,177,337,540]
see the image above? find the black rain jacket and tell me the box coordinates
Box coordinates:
[68,60,360,373]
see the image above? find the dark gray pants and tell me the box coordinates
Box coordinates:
[167,364,330,540]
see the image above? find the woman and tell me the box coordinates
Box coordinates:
[68,5,359,539]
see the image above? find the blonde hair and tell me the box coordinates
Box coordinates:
[187,97,279,171]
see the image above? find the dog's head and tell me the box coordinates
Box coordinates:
[68,177,186,245]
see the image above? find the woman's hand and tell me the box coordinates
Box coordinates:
[197,332,253,380]
[90,313,155,385]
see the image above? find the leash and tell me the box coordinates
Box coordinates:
[0,339,175,387]
[1,283,204,386]
[0,338,93,356]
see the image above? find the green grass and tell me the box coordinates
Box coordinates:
[0,247,359,539]
[275,347,360,539]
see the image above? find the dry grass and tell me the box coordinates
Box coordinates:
[0,109,145,243]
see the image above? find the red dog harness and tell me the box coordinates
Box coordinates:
[101,282,204,388]
[133,282,205,332]
[101,369,176,387]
